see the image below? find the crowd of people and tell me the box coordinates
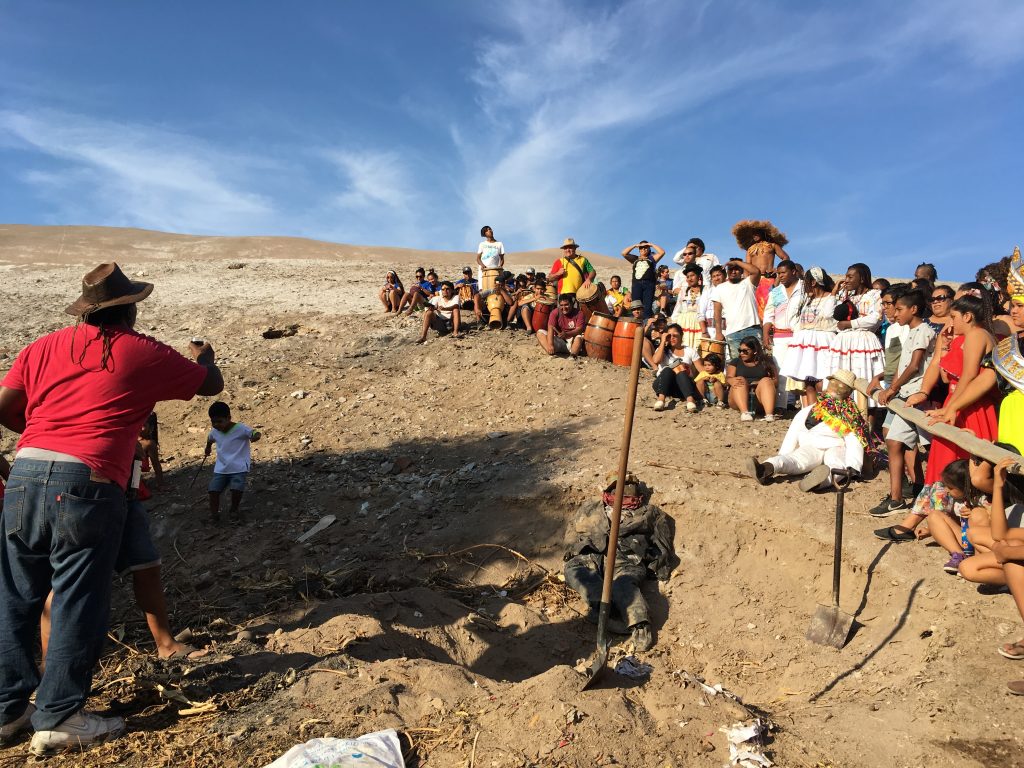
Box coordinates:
[0,227,1022,757]
[385,224,1024,696]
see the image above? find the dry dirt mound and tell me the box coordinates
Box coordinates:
[0,237,1022,768]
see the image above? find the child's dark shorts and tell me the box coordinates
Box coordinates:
[114,500,161,576]
[209,472,248,493]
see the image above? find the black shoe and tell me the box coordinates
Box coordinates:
[900,476,914,499]
[869,496,910,518]
[873,525,917,542]
[977,583,1011,596]
[745,457,773,486]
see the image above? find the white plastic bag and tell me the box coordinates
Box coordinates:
[264,728,405,768]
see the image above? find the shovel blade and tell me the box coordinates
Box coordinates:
[578,640,609,690]
[806,604,854,648]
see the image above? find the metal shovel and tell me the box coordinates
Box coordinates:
[806,471,854,648]
[579,323,644,690]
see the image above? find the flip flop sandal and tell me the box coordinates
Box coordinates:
[998,641,1024,660]
[160,644,209,662]
[1008,680,1024,695]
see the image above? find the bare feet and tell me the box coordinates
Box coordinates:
[158,642,209,661]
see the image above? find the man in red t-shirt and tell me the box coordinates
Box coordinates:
[0,263,223,755]
[536,294,586,357]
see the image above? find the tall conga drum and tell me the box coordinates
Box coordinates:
[481,268,502,294]
[533,298,555,332]
[613,316,642,367]
[486,293,505,329]
[544,283,558,304]
[584,312,616,361]
[575,282,607,320]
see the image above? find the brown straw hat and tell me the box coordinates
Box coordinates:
[560,237,580,250]
[65,263,154,317]
[731,219,788,250]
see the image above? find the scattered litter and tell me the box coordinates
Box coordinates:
[722,720,773,767]
[613,656,653,679]
[264,729,405,768]
[674,670,740,701]
[297,515,336,543]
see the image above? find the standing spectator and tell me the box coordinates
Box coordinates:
[915,263,938,284]
[670,263,706,349]
[621,240,665,319]
[476,225,505,281]
[762,260,804,410]
[779,267,837,407]
[731,220,790,319]
[0,263,222,755]
[829,262,885,402]
[711,259,762,360]
[673,237,720,286]
[548,238,596,298]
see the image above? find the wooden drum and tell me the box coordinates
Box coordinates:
[532,299,554,332]
[698,337,726,360]
[575,282,607,320]
[486,293,505,328]
[584,313,616,361]
[481,268,502,294]
[612,316,642,367]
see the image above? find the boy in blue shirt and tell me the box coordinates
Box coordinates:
[205,401,261,524]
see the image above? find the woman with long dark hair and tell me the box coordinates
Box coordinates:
[779,266,837,407]
[828,262,884,398]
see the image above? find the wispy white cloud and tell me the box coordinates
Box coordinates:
[0,109,275,234]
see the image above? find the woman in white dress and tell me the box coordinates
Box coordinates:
[828,262,884,401]
[780,266,837,407]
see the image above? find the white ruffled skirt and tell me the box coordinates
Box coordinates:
[780,330,837,382]
[828,329,884,381]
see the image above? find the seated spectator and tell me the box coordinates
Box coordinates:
[605,275,630,316]
[397,267,429,313]
[506,274,537,332]
[746,371,870,492]
[379,270,404,313]
[726,336,778,421]
[537,294,586,357]
[453,267,482,321]
[643,312,668,369]
[959,451,1024,587]
[417,281,461,343]
[926,459,986,574]
[400,268,440,314]
[694,352,727,408]
[650,324,700,413]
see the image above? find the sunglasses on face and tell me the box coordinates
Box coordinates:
[930,295,952,303]
[738,347,753,354]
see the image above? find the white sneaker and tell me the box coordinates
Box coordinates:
[0,702,34,743]
[653,400,665,411]
[30,710,126,756]
[686,401,697,413]
[740,411,754,422]
[763,413,777,422]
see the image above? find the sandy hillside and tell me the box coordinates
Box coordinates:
[0,226,1020,768]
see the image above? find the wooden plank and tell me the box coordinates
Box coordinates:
[850,374,1022,474]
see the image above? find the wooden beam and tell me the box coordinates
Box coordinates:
[850,374,1022,474]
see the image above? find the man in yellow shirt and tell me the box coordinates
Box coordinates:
[548,238,596,297]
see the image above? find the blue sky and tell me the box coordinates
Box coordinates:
[1,0,1022,280]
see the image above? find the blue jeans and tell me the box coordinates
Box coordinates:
[0,459,126,730]
[725,325,762,361]
[631,280,656,319]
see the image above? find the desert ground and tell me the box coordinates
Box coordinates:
[0,225,1021,768]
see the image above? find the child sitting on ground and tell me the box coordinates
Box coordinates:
[694,353,727,408]
[927,459,988,574]
[205,401,261,525]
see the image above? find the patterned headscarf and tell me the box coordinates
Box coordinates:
[812,394,881,451]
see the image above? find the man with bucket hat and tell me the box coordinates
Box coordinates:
[745,370,874,492]
[548,238,596,297]
[0,263,223,755]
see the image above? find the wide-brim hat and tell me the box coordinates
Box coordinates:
[828,369,857,390]
[732,219,788,250]
[65,262,154,317]
[560,237,580,250]
[629,299,644,310]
